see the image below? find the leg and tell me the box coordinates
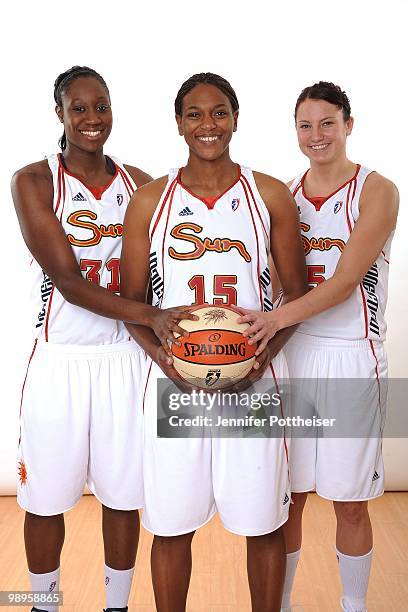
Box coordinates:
[247,527,286,612]
[102,505,140,569]
[280,492,308,609]
[334,501,373,612]
[283,492,308,553]
[151,532,195,612]
[25,512,65,573]
[102,506,140,610]
[25,512,64,612]
[334,501,372,556]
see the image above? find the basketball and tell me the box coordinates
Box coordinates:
[171,305,257,389]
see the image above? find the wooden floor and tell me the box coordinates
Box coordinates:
[0,493,407,611]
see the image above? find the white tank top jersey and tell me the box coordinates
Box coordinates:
[149,166,273,312]
[290,165,393,341]
[30,153,136,345]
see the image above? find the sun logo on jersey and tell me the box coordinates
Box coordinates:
[204,309,228,324]
[300,222,345,256]
[168,223,251,262]
[66,210,123,247]
[18,460,27,485]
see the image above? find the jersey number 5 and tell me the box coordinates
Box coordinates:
[80,258,120,293]
[188,275,237,305]
[307,264,326,288]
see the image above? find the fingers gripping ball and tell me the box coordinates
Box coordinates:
[171,305,257,389]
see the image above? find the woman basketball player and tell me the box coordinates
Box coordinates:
[237,82,399,611]
[11,66,195,612]
[120,73,308,612]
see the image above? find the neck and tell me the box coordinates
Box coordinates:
[181,150,238,192]
[307,155,356,194]
[61,144,107,178]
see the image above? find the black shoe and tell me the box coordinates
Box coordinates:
[32,608,50,612]
[103,608,128,612]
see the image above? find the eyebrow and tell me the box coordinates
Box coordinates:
[298,116,337,122]
[184,103,229,111]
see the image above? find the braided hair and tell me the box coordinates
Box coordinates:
[54,66,109,151]
[294,81,351,122]
[175,73,239,116]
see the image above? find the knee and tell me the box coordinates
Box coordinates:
[289,492,308,518]
[334,501,368,526]
[154,532,195,549]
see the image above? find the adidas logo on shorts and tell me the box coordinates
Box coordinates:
[372,471,380,481]
[179,206,193,216]
[283,493,290,505]
[73,192,86,201]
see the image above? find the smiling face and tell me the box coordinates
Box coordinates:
[56,76,112,153]
[176,83,238,162]
[296,98,353,165]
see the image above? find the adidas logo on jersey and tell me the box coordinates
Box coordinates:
[283,493,290,505]
[372,471,380,481]
[72,192,86,202]
[179,207,194,216]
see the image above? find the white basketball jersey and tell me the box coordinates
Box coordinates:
[149,166,273,311]
[290,165,392,341]
[30,153,136,345]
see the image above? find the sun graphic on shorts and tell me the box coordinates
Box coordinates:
[204,309,228,324]
[18,460,27,485]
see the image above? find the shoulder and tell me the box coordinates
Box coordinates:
[11,160,53,204]
[125,175,169,223]
[360,171,399,215]
[123,164,153,188]
[252,170,297,214]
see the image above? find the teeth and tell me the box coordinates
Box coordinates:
[311,144,329,150]
[198,136,218,142]
[81,130,101,136]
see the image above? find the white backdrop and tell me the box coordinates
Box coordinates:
[1,0,407,494]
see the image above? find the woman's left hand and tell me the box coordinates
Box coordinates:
[236,308,282,355]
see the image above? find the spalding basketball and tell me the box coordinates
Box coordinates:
[171,305,257,389]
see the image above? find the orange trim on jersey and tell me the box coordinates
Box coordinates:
[369,340,382,422]
[269,363,289,467]
[142,360,153,413]
[177,166,242,210]
[54,165,62,214]
[44,285,56,342]
[292,181,302,198]
[18,339,38,443]
[57,153,119,200]
[160,182,178,306]
[117,166,135,198]
[150,178,178,240]
[345,180,354,234]
[239,173,269,243]
[381,250,390,264]
[240,178,263,310]
[301,164,361,211]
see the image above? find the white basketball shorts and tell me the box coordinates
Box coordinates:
[142,351,291,537]
[284,332,387,501]
[17,340,145,515]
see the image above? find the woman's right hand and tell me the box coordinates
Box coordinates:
[150,305,199,356]
[154,345,199,394]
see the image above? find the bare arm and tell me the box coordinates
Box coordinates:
[239,173,399,350]
[235,174,307,376]
[120,179,197,368]
[11,163,188,342]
